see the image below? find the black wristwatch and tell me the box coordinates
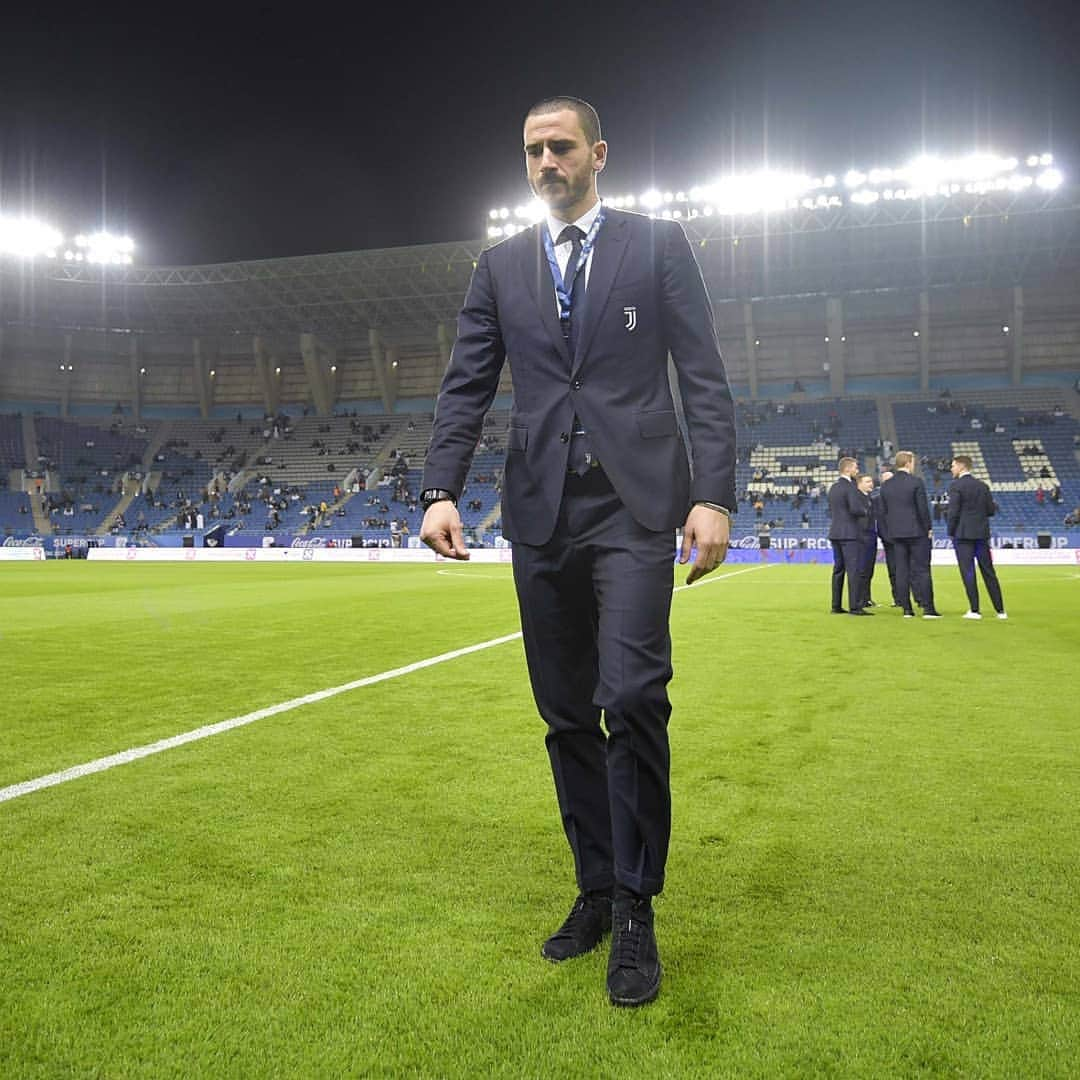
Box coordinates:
[420,488,457,512]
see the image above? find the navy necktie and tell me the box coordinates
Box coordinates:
[557,225,592,474]
[557,225,586,356]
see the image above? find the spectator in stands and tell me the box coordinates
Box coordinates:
[947,455,1007,620]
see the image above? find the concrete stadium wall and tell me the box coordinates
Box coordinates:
[2,278,1076,413]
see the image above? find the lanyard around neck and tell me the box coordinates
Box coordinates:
[541,208,606,324]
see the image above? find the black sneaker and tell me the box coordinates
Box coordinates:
[607,895,661,1007]
[541,894,612,962]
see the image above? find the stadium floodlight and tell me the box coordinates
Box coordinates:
[696,170,816,216]
[487,148,1066,234]
[76,231,135,265]
[1002,325,1010,333]
[1036,168,1063,190]
[0,216,62,258]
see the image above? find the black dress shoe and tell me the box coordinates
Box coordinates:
[848,609,874,616]
[607,895,661,1007]
[541,894,612,962]
[831,608,847,614]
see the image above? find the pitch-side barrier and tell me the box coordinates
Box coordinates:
[77,546,1080,566]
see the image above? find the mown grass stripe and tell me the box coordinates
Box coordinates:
[1,563,767,805]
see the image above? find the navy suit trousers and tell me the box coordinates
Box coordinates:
[893,536,936,613]
[953,539,1004,614]
[510,468,674,897]
[831,539,864,611]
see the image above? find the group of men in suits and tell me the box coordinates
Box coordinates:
[421,97,737,1007]
[828,452,1007,619]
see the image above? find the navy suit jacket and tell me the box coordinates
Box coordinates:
[422,208,737,546]
[827,477,868,541]
[879,470,932,539]
[947,473,997,540]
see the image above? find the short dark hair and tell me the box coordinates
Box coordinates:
[525,96,602,145]
[953,454,973,470]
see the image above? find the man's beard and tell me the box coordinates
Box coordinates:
[534,170,590,210]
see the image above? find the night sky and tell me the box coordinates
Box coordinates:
[2,0,1078,266]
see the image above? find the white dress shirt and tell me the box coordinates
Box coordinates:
[546,199,602,295]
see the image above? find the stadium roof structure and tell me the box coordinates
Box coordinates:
[2,178,1079,346]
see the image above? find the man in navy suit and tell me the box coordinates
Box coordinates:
[420,97,737,1007]
[828,457,870,614]
[855,474,879,608]
[948,455,1007,619]
[879,451,941,618]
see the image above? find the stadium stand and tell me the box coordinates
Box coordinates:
[0,413,24,477]
[2,388,1078,547]
[735,397,882,536]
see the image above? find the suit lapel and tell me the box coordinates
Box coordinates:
[521,226,571,363]
[572,210,629,373]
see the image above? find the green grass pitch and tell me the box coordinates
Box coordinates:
[1,560,1078,1077]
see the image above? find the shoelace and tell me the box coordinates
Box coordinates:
[611,911,648,969]
[555,896,603,938]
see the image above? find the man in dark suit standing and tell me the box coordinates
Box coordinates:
[879,451,941,618]
[948,455,1007,620]
[875,468,901,607]
[828,457,871,614]
[420,97,737,1007]
[854,474,879,608]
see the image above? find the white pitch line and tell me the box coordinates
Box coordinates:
[0,562,768,806]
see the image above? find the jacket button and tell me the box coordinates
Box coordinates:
[571,378,583,390]
[559,432,569,443]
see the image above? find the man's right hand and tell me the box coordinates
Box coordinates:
[420,500,470,560]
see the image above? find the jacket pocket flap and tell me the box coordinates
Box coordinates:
[508,425,528,451]
[636,410,677,438]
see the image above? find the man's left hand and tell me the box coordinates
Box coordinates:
[679,504,731,584]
